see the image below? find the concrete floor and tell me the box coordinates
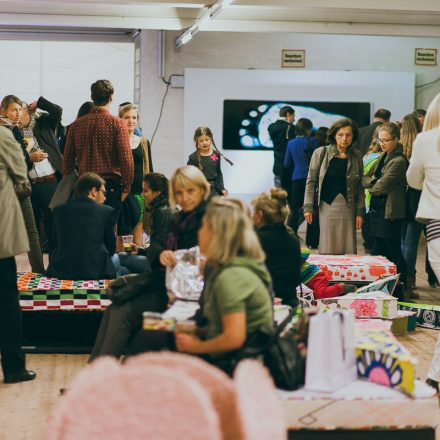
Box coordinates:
[1,233,439,440]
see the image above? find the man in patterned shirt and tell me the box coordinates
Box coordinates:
[63,79,134,224]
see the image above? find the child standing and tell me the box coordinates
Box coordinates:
[187,126,228,196]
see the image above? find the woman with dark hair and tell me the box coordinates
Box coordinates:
[283,118,317,232]
[304,119,364,254]
[363,122,408,292]
[119,172,172,274]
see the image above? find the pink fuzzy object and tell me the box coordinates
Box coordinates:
[234,360,287,440]
[126,352,243,440]
[48,357,221,440]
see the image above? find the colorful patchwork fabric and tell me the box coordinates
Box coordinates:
[17,272,111,291]
[300,248,322,285]
[17,272,111,311]
[307,254,396,282]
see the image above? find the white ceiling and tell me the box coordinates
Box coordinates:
[1,1,440,39]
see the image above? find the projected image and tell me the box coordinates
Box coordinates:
[223,100,371,150]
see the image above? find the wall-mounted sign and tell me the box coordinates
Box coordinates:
[415,48,437,66]
[282,49,305,68]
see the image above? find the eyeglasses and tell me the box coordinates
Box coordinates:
[377,137,395,145]
[98,188,107,196]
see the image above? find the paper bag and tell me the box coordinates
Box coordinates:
[305,310,357,392]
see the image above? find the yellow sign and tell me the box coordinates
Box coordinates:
[282,49,305,68]
[415,48,437,66]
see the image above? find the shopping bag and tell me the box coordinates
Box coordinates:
[305,310,357,392]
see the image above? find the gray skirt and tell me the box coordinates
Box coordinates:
[319,193,357,255]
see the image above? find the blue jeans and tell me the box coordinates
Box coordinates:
[111,253,129,277]
[118,252,149,274]
[401,220,424,278]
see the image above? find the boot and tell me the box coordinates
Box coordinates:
[406,276,419,300]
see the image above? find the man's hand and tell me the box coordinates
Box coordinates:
[304,212,313,224]
[175,333,202,354]
[121,191,129,202]
[27,101,38,112]
[29,151,48,162]
[356,216,363,230]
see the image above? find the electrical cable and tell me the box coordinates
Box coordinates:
[416,75,440,89]
[150,80,170,144]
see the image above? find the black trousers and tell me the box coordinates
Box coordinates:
[371,238,407,286]
[104,179,123,226]
[89,276,168,362]
[0,258,26,377]
[30,180,58,254]
[289,179,306,233]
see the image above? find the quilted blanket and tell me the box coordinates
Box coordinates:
[17,272,111,311]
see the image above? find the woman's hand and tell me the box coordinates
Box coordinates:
[356,215,363,230]
[304,211,313,224]
[121,191,129,202]
[159,250,177,267]
[175,333,202,354]
[29,151,48,162]
[222,189,228,197]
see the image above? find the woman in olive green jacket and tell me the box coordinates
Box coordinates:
[363,122,408,288]
[304,119,364,255]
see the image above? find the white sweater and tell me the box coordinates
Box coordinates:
[407,127,440,221]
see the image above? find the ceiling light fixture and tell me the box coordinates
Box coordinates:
[175,0,234,48]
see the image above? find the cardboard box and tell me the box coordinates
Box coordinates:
[398,302,440,330]
[317,292,397,319]
[355,325,416,395]
[308,254,396,282]
[279,380,437,430]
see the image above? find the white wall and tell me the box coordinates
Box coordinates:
[184,69,414,195]
[0,41,134,125]
[139,30,440,184]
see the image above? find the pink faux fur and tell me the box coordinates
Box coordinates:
[234,360,287,440]
[126,352,243,440]
[48,357,221,440]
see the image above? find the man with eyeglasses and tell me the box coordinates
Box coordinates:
[48,172,121,280]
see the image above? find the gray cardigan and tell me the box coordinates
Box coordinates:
[304,144,365,216]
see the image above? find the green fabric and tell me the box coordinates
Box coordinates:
[363,152,380,211]
[383,300,389,318]
[132,193,145,223]
[203,256,273,341]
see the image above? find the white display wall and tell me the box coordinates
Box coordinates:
[183,68,415,198]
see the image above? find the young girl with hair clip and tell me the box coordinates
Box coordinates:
[187,126,228,196]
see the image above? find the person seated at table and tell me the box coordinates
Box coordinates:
[89,165,209,362]
[48,172,120,280]
[119,173,173,274]
[175,197,274,372]
[252,188,356,302]
[299,247,356,299]
[251,188,301,307]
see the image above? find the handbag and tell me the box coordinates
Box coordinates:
[107,272,153,305]
[14,180,32,200]
[49,170,78,209]
[118,193,142,235]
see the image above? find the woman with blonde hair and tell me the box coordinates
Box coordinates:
[407,93,440,389]
[176,197,273,368]
[251,188,301,307]
[117,104,153,249]
[90,165,209,361]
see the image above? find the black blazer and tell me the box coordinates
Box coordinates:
[48,197,116,280]
[257,223,301,307]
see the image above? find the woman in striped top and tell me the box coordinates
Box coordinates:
[407,92,440,390]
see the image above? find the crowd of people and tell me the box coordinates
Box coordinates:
[1,77,440,388]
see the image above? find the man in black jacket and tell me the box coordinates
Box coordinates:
[268,105,295,187]
[48,173,117,280]
[355,108,391,156]
[20,97,63,254]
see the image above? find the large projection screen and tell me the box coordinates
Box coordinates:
[183,68,415,198]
